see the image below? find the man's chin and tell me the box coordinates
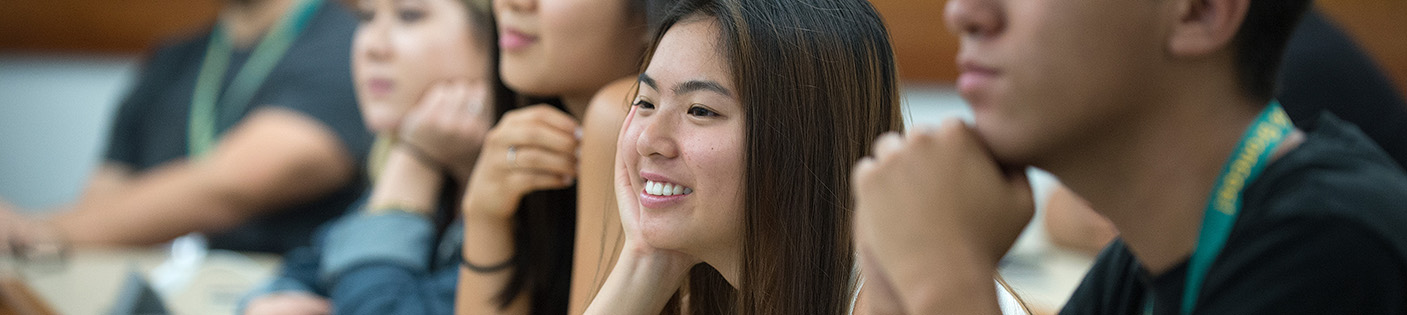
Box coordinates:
[972,124,1040,169]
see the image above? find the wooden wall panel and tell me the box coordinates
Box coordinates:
[0,0,1401,93]
[0,0,219,53]
[1317,0,1407,95]
[871,0,959,84]
[871,0,1407,94]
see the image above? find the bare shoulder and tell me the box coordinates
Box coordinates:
[578,77,635,176]
[578,77,635,197]
[578,76,636,206]
[583,77,637,137]
[569,76,636,314]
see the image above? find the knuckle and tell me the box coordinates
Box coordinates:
[504,108,533,121]
[936,122,968,142]
[484,128,505,145]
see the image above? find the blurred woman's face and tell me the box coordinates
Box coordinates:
[353,0,487,133]
[624,18,745,266]
[494,0,647,98]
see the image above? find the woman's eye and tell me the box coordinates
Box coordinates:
[397,9,426,22]
[687,105,718,117]
[633,99,655,110]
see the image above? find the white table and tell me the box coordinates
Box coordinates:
[3,247,280,315]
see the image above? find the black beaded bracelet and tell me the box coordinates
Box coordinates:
[461,253,515,273]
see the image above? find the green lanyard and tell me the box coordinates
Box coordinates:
[1144,101,1294,315]
[188,0,322,157]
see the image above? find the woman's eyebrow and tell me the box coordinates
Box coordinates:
[673,80,731,98]
[639,73,733,98]
[638,73,658,90]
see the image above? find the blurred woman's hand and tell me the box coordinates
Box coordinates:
[460,104,580,222]
[397,79,494,182]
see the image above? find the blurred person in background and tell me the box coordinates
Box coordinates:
[1,0,371,255]
[241,0,503,313]
[453,0,674,313]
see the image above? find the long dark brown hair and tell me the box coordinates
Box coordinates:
[640,0,903,313]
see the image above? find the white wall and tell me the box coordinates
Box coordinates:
[0,54,140,211]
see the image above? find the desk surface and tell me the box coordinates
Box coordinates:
[1,232,1091,315]
[3,247,280,315]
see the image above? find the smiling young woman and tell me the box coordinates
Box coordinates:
[583,0,904,313]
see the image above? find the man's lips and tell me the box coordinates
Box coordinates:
[957,61,1000,98]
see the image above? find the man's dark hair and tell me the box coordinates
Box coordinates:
[1232,0,1313,100]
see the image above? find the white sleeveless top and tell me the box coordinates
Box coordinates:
[847,268,1029,315]
[848,264,865,315]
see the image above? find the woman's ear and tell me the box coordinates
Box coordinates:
[1166,0,1251,57]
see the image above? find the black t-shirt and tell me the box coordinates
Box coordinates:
[1061,114,1407,315]
[103,0,371,253]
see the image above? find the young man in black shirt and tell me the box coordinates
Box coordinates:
[0,0,370,254]
[850,0,1407,313]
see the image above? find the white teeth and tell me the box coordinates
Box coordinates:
[644,180,692,196]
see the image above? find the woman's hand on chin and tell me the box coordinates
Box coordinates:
[461,104,581,222]
[397,79,493,182]
[614,105,701,274]
[582,106,700,315]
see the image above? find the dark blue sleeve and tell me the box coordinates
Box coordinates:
[237,246,323,314]
[325,262,459,315]
[318,211,456,315]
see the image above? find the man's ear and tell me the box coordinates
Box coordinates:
[1166,0,1251,57]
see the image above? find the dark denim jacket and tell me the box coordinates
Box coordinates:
[240,196,463,315]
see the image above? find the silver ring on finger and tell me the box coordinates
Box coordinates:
[506,146,519,168]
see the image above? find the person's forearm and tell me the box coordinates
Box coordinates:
[897,253,1003,315]
[455,214,525,314]
[583,245,690,315]
[51,108,354,246]
[64,164,135,213]
[367,148,444,215]
[52,161,256,245]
